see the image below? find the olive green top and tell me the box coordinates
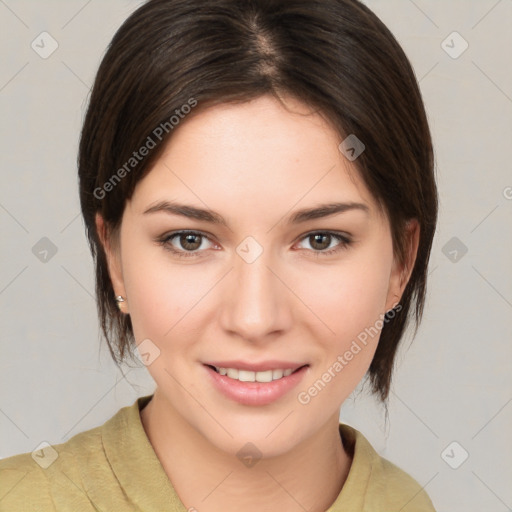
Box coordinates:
[0,394,436,511]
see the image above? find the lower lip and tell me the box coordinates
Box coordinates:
[204,365,308,406]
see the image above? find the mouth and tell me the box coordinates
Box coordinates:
[203,362,310,406]
[204,364,308,383]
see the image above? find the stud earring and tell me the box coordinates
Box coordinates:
[115,295,126,311]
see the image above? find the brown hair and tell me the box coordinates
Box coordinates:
[78,0,438,404]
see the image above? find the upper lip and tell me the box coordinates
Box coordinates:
[204,360,308,372]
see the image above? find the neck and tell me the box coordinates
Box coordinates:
[140,391,352,512]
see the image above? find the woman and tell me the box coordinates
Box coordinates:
[0,0,438,510]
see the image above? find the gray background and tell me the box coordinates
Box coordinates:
[1,1,511,510]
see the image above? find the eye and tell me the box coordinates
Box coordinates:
[295,231,352,257]
[157,230,352,259]
[157,230,215,258]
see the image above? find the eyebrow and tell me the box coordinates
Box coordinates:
[142,200,370,226]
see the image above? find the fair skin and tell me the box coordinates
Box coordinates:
[96,94,419,512]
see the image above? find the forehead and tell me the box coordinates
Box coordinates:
[128,95,381,221]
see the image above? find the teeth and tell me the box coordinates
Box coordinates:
[213,366,300,382]
[226,368,239,379]
[255,370,273,383]
[273,369,284,379]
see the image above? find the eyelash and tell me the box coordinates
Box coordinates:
[156,230,352,259]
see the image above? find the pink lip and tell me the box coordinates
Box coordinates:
[204,360,305,372]
[204,364,309,406]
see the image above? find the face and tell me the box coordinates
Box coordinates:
[97,94,416,458]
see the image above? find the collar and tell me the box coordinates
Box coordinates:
[101,394,187,511]
[101,394,379,511]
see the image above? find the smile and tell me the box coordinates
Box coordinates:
[209,366,302,382]
[204,363,309,406]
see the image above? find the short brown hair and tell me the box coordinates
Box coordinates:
[78,0,438,404]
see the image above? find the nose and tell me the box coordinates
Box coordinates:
[219,244,292,343]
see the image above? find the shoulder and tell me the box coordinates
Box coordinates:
[0,451,47,510]
[371,455,437,511]
[339,423,437,511]
[0,424,104,511]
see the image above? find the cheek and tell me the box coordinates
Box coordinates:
[303,251,392,341]
[120,240,202,343]
[296,243,394,393]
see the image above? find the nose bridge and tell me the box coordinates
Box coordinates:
[220,238,288,341]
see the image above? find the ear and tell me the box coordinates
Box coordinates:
[385,218,420,312]
[95,213,127,310]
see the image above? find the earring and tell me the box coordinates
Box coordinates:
[115,295,126,311]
